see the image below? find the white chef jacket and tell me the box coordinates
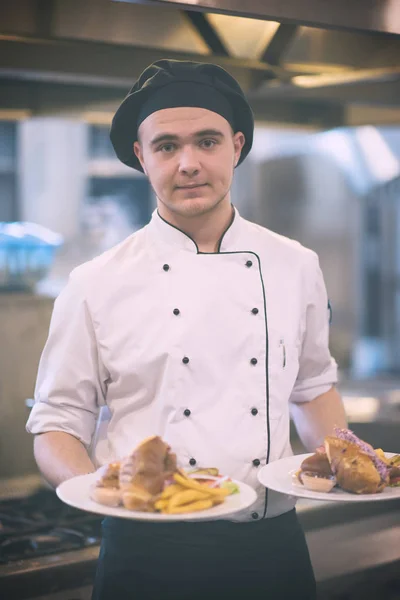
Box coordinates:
[26,206,337,521]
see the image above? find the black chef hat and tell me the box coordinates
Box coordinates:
[110,59,254,172]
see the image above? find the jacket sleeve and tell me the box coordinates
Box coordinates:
[26,267,108,447]
[290,253,338,404]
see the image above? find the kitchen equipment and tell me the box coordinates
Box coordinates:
[0,488,101,600]
[1,484,399,600]
[0,222,63,291]
[0,489,101,564]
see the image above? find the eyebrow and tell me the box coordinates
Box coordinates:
[150,129,225,147]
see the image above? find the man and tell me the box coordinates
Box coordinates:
[27,59,347,600]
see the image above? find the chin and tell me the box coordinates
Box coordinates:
[167,197,219,218]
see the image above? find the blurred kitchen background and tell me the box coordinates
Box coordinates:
[0,1,400,599]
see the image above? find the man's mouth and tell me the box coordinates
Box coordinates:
[176,183,208,190]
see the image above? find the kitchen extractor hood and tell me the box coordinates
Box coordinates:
[0,0,399,126]
[118,0,400,35]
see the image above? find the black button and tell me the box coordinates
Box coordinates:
[251,308,259,315]
[251,408,258,416]
[173,308,180,315]
[246,260,253,268]
[184,409,191,417]
[250,358,258,365]
[182,357,190,364]
[163,264,170,271]
[189,458,196,466]
[251,512,259,520]
[252,459,261,467]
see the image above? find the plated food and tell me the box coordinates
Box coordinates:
[90,435,239,515]
[297,427,400,495]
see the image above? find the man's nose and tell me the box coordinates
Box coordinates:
[178,146,201,177]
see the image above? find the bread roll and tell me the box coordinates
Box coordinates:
[324,437,386,494]
[90,461,122,507]
[122,486,155,511]
[90,485,122,507]
[119,436,177,511]
[300,452,333,477]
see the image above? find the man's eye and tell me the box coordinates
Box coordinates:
[200,139,216,149]
[159,144,175,153]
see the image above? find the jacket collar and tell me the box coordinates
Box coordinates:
[148,205,243,254]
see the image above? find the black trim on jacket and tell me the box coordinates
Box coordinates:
[156,211,271,517]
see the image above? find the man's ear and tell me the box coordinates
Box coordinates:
[133,141,147,175]
[233,131,245,167]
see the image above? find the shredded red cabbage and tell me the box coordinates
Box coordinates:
[334,427,389,481]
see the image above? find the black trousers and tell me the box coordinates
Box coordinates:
[91,509,316,600]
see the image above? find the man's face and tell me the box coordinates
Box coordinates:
[134,107,245,219]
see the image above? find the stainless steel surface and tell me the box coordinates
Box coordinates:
[26,586,93,600]
[0,35,273,90]
[0,486,101,599]
[0,545,99,580]
[370,177,400,373]
[308,511,400,579]
[248,148,359,369]
[118,0,400,35]
[0,474,44,500]
[1,497,399,599]
[0,468,399,598]
[0,0,400,125]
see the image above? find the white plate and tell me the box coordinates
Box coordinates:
[57,473,257,521]
[258,453,400,502]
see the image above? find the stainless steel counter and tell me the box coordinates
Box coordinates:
[0,482,399,600]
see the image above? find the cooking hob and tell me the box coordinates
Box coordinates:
[0,488,102,599]
[0,489,101,563]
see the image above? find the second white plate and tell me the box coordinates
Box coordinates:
[258,453,399,502]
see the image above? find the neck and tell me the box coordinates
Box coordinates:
[157,197,234,253]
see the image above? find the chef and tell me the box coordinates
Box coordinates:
[27,59,347,600]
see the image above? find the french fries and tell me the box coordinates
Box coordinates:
[154,498,169,511]
[389,454,400,467]
[168,499,213,514]
[154,472,232,514]
[375,450,400,468]
[159,484,183,499]
[374,448,389,464]
[168,489,209,509]
[173,473,230,497]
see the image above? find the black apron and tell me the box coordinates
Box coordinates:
[91,509,316,600]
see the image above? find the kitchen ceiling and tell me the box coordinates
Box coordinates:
[124,0,400,36]
[0,0,399,126]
